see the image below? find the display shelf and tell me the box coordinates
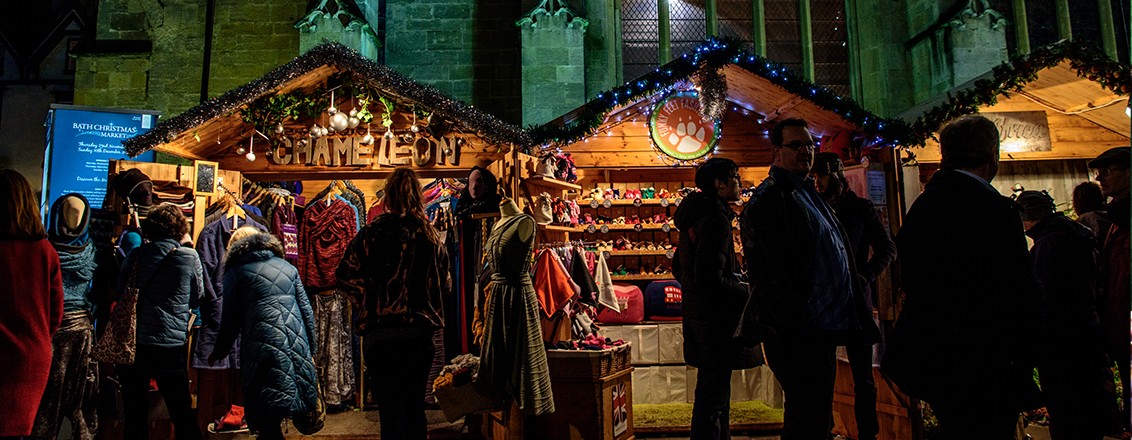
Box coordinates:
[580,198,678,207]
[610,273,675,281]
[607,249,670,256]
[525,175,582,192]
[538,224,580,233]
[581,223,673,232]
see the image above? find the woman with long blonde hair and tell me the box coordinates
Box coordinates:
[337,167,450,440]
[0,169,63,437]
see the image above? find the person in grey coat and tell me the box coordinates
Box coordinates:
[211,231,318,440]
[116,204,203,440]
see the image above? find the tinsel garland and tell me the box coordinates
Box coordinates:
[123,42,531,157]
[528,37,909,151]
[693,66,727,121]
[908,39,1129,146]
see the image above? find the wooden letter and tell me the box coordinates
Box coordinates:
[271,137,292,165]
[311,138,331,166]
[413,138,435,167]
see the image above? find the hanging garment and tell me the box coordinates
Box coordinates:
[478,214,554,416]
[569,247,599,306]
[594,252,619,313]
[532,250,578,318]
[312,291,354,406]
[299,199,358,290]
[193,215,267,369]
[30,311,98,440]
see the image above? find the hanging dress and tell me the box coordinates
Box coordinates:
[478,214,554,415]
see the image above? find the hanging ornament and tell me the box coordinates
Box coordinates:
[245,136,256,162]
[327,90,338,115]
[274,123,285,135]
[236,146,246,154]
[410,112,419,133]
[349,108,358,118]
[327,126,336,134]
[384,127,395,140]
[401,133,414,143]
[360,125,375,145]
[348,116,361,129]
[330,112,350,131]
[310,124,321,138]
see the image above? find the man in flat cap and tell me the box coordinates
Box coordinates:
[1089,146,1130,430]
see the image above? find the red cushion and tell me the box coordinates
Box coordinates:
[596,284,645,324]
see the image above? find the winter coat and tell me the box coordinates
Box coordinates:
[193,216,267,369]
[1026,213,1103,345]
[117,239,204,347]
[673,191,760,370]
[48,193,97,313]
[1098,195,1130,362]
[739,166,878,344]
[213,233,318,428]
[0,238,63,436]
[832,190,896,308]
[883,170,1041,410]
[336,213,450,336]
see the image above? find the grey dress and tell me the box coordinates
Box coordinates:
[478,214,555,415]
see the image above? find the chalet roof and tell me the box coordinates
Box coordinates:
[123,42,530,158]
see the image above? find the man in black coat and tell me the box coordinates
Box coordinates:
[673,157,760,440]
[1018,190,1118,439]
[812,152,896,440]
[740,118,877,440]
[883,115,1041,438]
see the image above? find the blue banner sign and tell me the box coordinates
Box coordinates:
[42,105,159,214]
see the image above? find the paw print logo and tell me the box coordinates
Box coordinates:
[668,120,709,154]
[650,92,720,160]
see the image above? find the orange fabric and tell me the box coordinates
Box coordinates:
[533,251,576,318]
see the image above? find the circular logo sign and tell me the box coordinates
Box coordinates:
[649,91,722,160]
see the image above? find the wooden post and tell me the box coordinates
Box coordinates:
[1011,0,1030,55]
[798,0,814,81]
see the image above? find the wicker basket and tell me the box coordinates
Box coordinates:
[545,343,632,379]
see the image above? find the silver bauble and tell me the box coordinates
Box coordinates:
[310,124,321,138]
[245,151,256,162]
[410,124,420,133]
[384,128,394,139]
[347,116,361,129]
[274,124,285,134]
[236,146,246,154]
[349,108,358,117]
[327,106,338,115]
[361,133,375,145]
[330,112,350,131]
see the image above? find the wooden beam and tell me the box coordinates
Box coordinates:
[762,95,806,123]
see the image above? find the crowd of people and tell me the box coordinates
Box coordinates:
[0,114,1127,440]
[675,116,1129,440]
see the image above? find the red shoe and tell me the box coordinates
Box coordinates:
[209,405,248,433]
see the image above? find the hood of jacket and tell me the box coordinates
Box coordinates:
[225,233,284,269]
[673,191,733,232]
[1026,212,1094,243]
[49,193,91,251]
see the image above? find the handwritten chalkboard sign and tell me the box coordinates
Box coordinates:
[42,105,159,214]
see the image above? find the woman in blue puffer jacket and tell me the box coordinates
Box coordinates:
[210,231,318,440]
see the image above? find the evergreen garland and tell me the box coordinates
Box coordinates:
[908,39,1129,146]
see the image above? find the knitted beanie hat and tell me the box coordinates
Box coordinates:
[1016,190,1056,221]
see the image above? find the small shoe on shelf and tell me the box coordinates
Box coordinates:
[656,188,672,199]
[627,215,640,225]
[612,188,621,199]
[589,188,604,201]
[613,216,626,225]
[642,187,655,199]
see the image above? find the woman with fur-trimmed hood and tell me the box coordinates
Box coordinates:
[210,232,317,439]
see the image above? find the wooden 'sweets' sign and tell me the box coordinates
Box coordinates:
[269,134,462,167]
[982,111,1052,153]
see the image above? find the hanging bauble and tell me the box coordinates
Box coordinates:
[401,133,414,143]
[274,123,285,135]
[318,126,329,137]
[361,132,375,145]
[245,151,256,162]
[327,126,336,134]
[327,106,338,115]
[410,124,420,133]
[384,128,395,139]
[297,138,308,147]
[348,116,361,129]
[265,148,273,157]
[310,124,321,138]
[349,108,358,118]
[236,146,247,154]
[330,112,350,131]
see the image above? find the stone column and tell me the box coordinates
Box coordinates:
[518,1,589,127]
[296,0,380,61]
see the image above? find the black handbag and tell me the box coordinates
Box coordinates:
[291,382,325,435]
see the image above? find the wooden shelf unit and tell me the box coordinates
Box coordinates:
[525,175,582,192]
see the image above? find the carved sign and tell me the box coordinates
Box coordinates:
[269,135,463,167]
[982,111,1052,153]
[649,91,721,161]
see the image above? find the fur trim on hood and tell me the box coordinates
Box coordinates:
[224,232,284,269]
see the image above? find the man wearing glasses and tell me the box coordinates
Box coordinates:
[739,118,877,439]
[1090,146,1130,431]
